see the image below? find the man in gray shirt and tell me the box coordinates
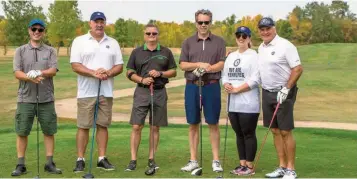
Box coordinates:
[11,19,62,176]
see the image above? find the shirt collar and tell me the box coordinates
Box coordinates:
[195,32,212,42]
[263,34,280,47]
[26,42,44,50]
[87,31,109,42]
[143,43,161,51]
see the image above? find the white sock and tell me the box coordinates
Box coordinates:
[98,156,105,161]
[212,160,220,163]
[77,157,85,161]
[190,160,198,163]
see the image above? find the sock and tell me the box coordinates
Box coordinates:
[46,156,53,164]
[212,160,220,163]
[190,160,198,163]
[77,157,85,161]
[18,157,25,165]
[98,156,105,162]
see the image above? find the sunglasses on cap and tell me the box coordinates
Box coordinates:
[236,33,248,39]
[31,27,45,33]
[197,21,210,25]
[145,32,158,36]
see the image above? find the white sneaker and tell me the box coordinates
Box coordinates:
[212,160,223,172]
[282,169,297,179]
[265,167,286,178]
[181,160,199,172]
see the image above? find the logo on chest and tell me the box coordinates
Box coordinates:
[106,45,110,49]
[233,59,240,67]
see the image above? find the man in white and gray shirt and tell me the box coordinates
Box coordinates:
[257,17,303,179]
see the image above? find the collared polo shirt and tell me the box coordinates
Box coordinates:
[13,43,57,103]
[258,35,301,90]
[179,32,226,81]
[126,43,177,87]
[70,32,124,98]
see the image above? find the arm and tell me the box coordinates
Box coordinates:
[286,65,303,89]
[42,48,58,77]
[285,43,303,89]
[107,64,123,78]
[71,62,96,77]
[41,68,57,77]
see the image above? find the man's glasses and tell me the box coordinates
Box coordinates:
[197,21,210,25]
[145,32,158,36]
[31,27,45,33]
[236,33,248,39]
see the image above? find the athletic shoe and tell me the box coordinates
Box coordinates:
[265,167,286,178]
[237,166,255,176]
[44,162,62,174]
[230,165,245,174]
[148,159,159,170]
[282,169,297,179]
[73,160,85,173]
[125,160,137,171]
[11,164,27,176]
[212,160,223,172]
[97,157,115,171]
[181,160,199,172]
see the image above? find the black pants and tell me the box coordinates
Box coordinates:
[228,112,259,162]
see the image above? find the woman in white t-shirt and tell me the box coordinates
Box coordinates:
[221,26,260,176]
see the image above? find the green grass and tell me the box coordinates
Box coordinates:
[0,122,356,178]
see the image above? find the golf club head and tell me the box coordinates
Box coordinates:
[82,173,94,178]
[144,166,156,176]
[191,167,202,176]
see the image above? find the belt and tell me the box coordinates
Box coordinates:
[263,88,281,93]
[186,79,219,86]
[137,83,165,90]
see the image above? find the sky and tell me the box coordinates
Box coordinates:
[0,0,356,24]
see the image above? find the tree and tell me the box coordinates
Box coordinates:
[47,0,81,55]
[330,0,349,19]
[1,0,45,46]
[0,19,8,55]
[126,19,143,47]
[104,24,115,37]
[276,19,293,40]
[113,18,128,48]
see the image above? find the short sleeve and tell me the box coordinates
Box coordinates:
[179,39,189,63]
[126,49,136,71]
[70,38,81,64]
[285,43,301,68]
[167,50,177,70]
[13,47,22,72]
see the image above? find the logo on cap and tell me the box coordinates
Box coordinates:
[97,13,101,15]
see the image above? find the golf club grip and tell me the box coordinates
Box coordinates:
[150,83,154,95]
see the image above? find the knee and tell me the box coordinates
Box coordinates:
[280,130,292,138]
[132,125,144,133]
[271,128,281,136]
[208,124,219,131]
[189,124,199,132]
[151,126,160,133]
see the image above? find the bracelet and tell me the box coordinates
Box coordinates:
[127,71,136,80]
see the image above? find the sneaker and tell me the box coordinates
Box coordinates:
[282,169,297,179]
[212,160,223,172]
[265,167,286,178]
[44,162,62,174]
[230,165,246,175]
[11,164,27,176]
[73,160,85,173]
[181,160,199,172]
[237,166,255,176]
[148,159,159,170]
[97,157,115,171]
[125,160,137,171]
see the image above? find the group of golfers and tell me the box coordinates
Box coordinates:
[11,9,303,179]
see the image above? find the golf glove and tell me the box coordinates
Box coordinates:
[192,68,206,77]
[277,87,290,104]
[26,70,42,79]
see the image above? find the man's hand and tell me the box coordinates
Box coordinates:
[277,87,290,104]
[192,68,206,77]
[92,68,108,80]
[28,76,44,84]
[26,70,42,79]
[148,70,161,78]
[141,77,154,85]
[197,62,211,69]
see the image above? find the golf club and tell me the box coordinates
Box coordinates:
[217,93,231,179]
[34,83,40,179]
[191,76,203,176]
[251,102,281,178]
[83,80,102,179]
[145,83,156,176]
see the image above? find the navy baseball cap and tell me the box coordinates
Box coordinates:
[258,17,275,28]
[235,26,251,36]
[28,19,46,28]
[90,11,106,21]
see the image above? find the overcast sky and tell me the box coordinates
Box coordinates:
[0,0,356,24]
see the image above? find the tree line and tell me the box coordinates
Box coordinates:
[0,0,356,55]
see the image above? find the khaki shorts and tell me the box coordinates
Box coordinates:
[77,96,113,129]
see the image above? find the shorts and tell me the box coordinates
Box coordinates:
[130,86,168,126]
[262,86,298,130]
[77,96,113,129]
[15,102,57,136]
[184,82,221,125]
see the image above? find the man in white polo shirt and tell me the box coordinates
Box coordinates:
[70,11,124,172]
[257,17,303,179]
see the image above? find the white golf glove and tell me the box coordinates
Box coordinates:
[26,70,42,79]
[277,87,290,104]
[192,68,206,77]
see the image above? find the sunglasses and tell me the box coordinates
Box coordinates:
[31,27,45,33]
[145,32,158,36]
[197,21,210,25]
[236,33,248,39]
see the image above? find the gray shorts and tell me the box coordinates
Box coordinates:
[130,86,168,126]
[262,86,298,130]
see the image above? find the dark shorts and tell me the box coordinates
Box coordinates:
[130,86,168,126]
[262,86,298,130]
[184,82,221,125]
[15,102,57,136]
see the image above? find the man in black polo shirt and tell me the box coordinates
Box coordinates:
[125,24,177,172]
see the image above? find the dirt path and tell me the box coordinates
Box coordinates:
[55,79,357,131]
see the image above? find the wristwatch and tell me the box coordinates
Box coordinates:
[159,71,163,77]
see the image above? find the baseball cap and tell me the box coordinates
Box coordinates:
[235,26,251,36]
[90,11,106,21]
[28,19,46,28]
[258,17,275,28]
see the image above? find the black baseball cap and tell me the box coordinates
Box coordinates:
[258,17,275,28]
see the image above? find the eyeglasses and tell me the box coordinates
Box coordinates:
[236,33,248,39]
[145,32,158,36]
[31,27,45,33]
[197,21,210,25]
